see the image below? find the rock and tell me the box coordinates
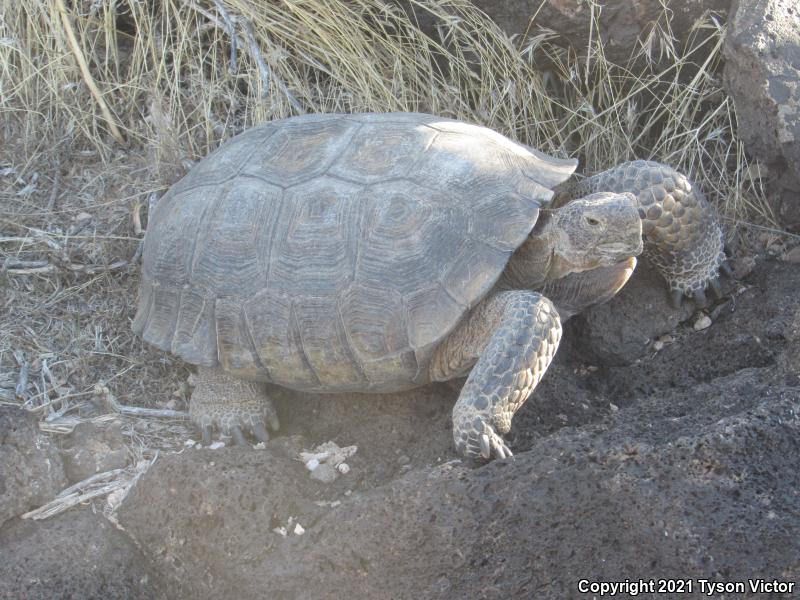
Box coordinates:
[0,407,67,528]
[588,260,797,405]
[59,421,128,483]
[403,0,732,65]
[694,314,712,330]
[724,0,800,226]
[780,245,800,263]
[0,510,168,600]
[115,262,800,599]
[118,369,800,599]
[731,255,757,279]
[301,442,358,482]
[567,261,690,366]
[309,462,337,483]
[777,309,800,386]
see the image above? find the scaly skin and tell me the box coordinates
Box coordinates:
[434,291,562,460]
[557,160,728,305]
[190,367,279,445]
[435,193,641,459]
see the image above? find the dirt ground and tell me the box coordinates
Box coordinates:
[2,141,799,598]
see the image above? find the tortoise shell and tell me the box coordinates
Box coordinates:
[133,113,577,392]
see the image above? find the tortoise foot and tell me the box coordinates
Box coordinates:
[190,368,280,447]
[668,256,732,309]
[450,291,560,462]
[457,420,514,460]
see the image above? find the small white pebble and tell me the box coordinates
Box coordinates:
[694,315,712,330]
[106,488,125,508]
[184,439,196,447]
[208,441,225,450]
[609,402,619,412]
[653,340,664,351]
[310,463,337,483]
[305,458,320,471]
[294,523,305,536]
[273,527,287,537]
[337,462,350,474]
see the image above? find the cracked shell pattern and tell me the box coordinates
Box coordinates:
[133,113,577,392]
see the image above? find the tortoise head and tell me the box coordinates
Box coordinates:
[548,191,643,278]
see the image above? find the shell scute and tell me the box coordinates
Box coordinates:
[328,122,437,184]
[267,176,363,296]
[356,180,467,295]
[240,118,359,186]
[136,113,578,390]
[190,179,281,296]
[442,241,511,308]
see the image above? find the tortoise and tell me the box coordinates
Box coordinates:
[133,112,727,459]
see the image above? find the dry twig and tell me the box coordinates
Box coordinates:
[96,384,188,420]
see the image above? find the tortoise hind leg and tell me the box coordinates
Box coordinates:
[431,291,562,460]
[559,160,728,307]
[189,367,280,446]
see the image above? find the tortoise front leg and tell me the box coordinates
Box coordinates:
[561,160,729,306]
[431,291,562,460]
[189,367,280,446]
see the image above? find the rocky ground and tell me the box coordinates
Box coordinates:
[2,255,799,599]
[2,0,799,598]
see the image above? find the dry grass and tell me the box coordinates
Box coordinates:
[0,0,778,513]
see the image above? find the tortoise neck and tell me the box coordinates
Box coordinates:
[500,210,562,290]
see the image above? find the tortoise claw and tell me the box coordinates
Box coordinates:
[252,422,270,443]
[478,424,514,460]
[495,443,513,460]
[201,424,213,446]
[231,425,246,446]
[480,434,492,459]
[670,289,683,308]
[709,277,723,299]
[693,288,707,307]
[266,412,281,432]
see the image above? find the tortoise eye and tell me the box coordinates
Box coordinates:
[586,216,601,226]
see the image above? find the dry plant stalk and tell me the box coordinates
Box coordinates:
[53,0,125,144]
[0,0,772,228]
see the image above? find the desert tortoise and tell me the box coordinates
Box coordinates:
[133,112,727,459]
